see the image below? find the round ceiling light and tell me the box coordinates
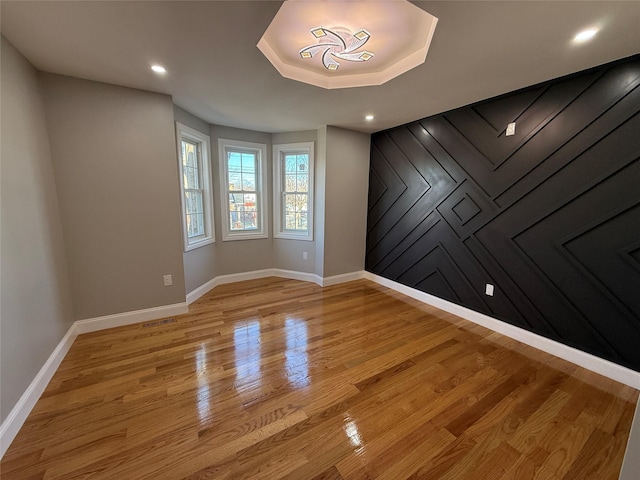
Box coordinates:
[257,0,438,89]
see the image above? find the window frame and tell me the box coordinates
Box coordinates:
[218,138,269,241]
[273,142,314,241]
[176,122,215,252]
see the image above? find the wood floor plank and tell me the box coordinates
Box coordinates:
[1,277,637,480]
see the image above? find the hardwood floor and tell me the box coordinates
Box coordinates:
[2,277,637,479]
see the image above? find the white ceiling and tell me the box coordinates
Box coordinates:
[2,1,639,134]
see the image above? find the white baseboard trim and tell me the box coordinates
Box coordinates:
[272,268,323,286]
[186,269,283,304]
[364,271,640,390]
[186,276,220,305]
[74,302,189,334]
[0,325,77,459]
[1,300,192,459]
[186,269,365,304]
[322,270,366,287]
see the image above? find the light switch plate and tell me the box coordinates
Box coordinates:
[506,122,516,136]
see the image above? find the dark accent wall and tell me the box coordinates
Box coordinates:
[366,55,640,372]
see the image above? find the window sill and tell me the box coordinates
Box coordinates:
[184,236,215,252]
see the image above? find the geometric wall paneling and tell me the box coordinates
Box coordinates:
[366,127,459,265]
[436,180,496,239]
[421,60,640,201]
[565,204,640,338]
[494,76,640,208]
[367,165,389,212]
[367,146,407,228]
[382,219,490,313]
[366,54,640,371]
[507,160,640,366]
[461,235,554,333]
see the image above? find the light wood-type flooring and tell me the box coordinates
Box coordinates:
[2,278,638,479]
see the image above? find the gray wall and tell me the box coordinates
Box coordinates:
[322,126,370,277]
[315,127,328,277]
[0,38,74,422]
[41,74,186,320]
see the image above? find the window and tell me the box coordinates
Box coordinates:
[219,139,268,241]
[176,123,214,251]
[273,142,314,241]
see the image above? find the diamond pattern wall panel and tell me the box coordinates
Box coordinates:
[365,55,640,371]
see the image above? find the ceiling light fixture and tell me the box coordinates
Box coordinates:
[257,0,438,89]
[365,114,374,121]
[573,28,598,43]
[299,27,374,71]
[151,65,167,74]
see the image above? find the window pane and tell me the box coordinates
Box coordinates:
[296,194,307,212]
[283,193,307,231]
[241,153,256,174]
[284,155,296,174]
[285,193,296,212]
[299,212,308,230]
[183,166,197,189]
[242,173,256,191]
[285,174,297,192]
[185,191,204,238]
[228,152,242,191]
[187,212,204,238]
[228,150,257,193]
[182,141,200,190]
[296,154,308,173]
[227,149,260,232]
[229,192,257,231]
[297,175,308,192]
[182,141,198,168]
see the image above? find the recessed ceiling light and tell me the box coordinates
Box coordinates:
[573,28,598,43]
[151,65,167,74]
[365,115,374,121]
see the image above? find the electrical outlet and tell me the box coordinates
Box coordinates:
[485,283,494,296]
[506,122,516,136]
[303,251,309,260]
[163,274,173,287]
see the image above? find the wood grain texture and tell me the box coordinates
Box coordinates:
[2,277,637,479]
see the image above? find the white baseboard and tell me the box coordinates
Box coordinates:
[186,268,364,304]
[273,268,323,286]
[0,300,191,459]
[364,272,640,390]
[74,302,189,334]
[0,325,77,459]
[186,276,220,305]
[322,270,366,287]
[4,270,637,462]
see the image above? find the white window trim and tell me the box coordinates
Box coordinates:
[176,122,215,252]
[218,138,269,241]
[273,142,314,241]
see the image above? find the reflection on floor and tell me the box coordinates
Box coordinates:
[2,277,637,479]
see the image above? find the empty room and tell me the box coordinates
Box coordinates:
[1,1,639,479]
